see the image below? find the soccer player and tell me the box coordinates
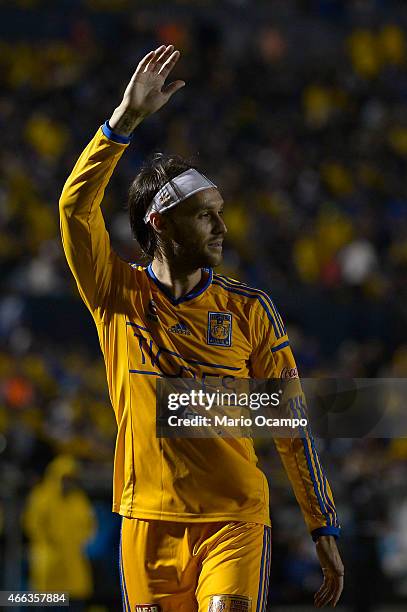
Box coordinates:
[60,45,344,611]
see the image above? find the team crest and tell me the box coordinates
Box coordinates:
[207,312,232,347]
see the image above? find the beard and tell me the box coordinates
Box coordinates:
[171,241,223,269]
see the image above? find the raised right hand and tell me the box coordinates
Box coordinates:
[109,45,185,135]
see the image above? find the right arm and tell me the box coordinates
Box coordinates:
[59,129,131,316]
[59,44,185,317]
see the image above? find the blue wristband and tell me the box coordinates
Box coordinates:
[102,120,133,144]
[311,526,341,542]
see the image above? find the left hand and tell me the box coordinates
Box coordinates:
[314,536,344,607]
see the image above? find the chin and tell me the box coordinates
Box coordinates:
[182,247,222,269]
[210,253,223,267]
[200,250,223,268]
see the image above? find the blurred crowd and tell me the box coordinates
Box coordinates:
[1,0,407,609]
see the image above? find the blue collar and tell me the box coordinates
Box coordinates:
[146,264,213,305]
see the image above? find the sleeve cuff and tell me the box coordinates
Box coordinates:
[311,526,341,542]
[101,120,133,144]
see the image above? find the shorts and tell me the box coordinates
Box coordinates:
[119,518,271,612]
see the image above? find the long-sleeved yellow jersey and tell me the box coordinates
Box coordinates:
[59,126,340,540]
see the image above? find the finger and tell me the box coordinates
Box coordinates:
[151,44,175,72]
[314,581,329,608]
[158,49,181,78]
[314,587,329,608]
[134,50,155,74]
[133,46,165,79]
[143,45,167,72]
[331,577,344,607]
[162,79,186,98]
[315,591,334,608]
[331,588,341,607]
[314,578,336,607]
[316,578,340,608]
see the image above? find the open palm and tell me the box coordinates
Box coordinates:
[122,45,185,117]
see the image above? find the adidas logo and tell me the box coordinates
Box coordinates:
[168,322,191,335]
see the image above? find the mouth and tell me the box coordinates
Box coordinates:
[207,240,223,250]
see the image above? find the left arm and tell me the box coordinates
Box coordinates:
[250,299,344,607]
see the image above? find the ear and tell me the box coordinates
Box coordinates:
[150,212,165,233]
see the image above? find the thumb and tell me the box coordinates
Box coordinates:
[162,80,186,98]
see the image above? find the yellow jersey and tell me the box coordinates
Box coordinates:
[59,127,340,540]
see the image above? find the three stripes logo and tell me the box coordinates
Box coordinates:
[168,321,191,335]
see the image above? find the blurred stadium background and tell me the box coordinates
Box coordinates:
[1,0,407,610]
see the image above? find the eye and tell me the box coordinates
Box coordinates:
[219,209,224,216]
[199,212,210,218]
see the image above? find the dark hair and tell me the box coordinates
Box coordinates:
[128,153,197,261]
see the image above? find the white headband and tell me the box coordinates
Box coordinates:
[144,169,217,224]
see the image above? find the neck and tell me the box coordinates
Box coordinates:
[150,258,204,300]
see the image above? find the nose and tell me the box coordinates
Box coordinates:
[214,213,227,235]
